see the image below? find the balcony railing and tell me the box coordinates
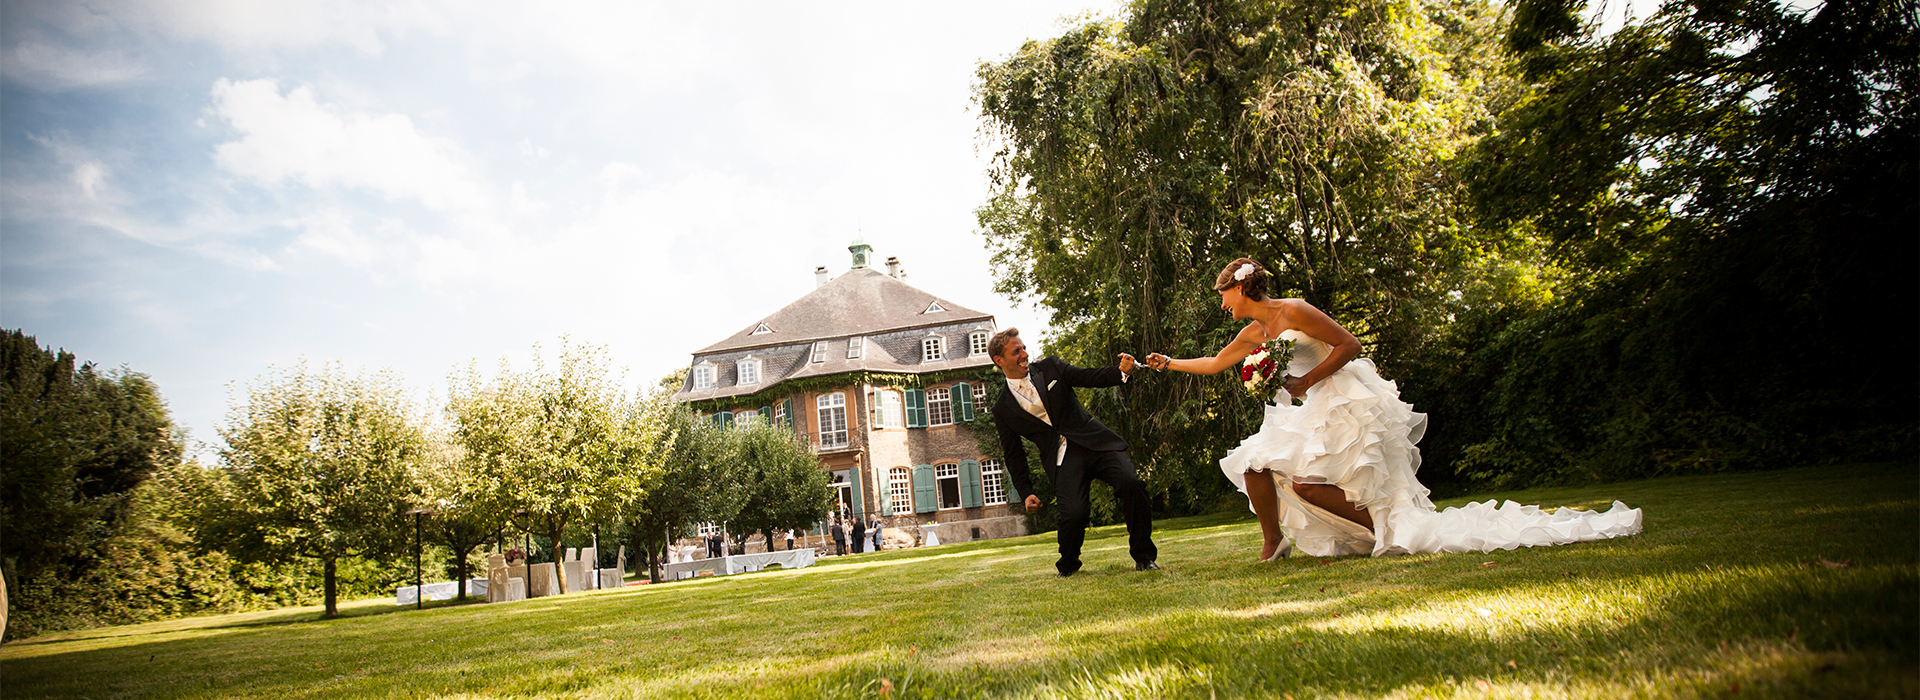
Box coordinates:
[813,431,852,453]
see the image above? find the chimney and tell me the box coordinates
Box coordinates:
[815,266,830,287]
[885,256,902,278]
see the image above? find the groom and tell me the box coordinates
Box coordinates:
[988,328,1158,576]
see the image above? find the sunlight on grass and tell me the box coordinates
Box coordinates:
[3,463,1913,699]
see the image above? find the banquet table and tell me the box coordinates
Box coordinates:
[396,578,488,605]
[659,549,816,581]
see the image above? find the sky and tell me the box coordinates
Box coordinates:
[0,0,1121,456]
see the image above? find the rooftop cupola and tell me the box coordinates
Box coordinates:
[849,237,873,269]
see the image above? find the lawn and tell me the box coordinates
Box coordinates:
[3,462,1914,699]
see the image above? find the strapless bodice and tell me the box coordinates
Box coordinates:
[1277,329,1328,377]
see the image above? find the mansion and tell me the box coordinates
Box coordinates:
[673,239,1026,550]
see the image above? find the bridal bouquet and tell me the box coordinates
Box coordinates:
[1240,337,1295,402]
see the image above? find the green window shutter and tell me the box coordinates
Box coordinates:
[953,382,974,422]
[781,397,795,431]
[758,406,772,425]
[905,389,927,428]
[961,459,982,508]
[849,468,864,518]
[713,412,732,428]
[877,468,891,515]
[912,464,935,514]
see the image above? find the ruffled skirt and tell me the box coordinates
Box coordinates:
[1220,359,1642,557]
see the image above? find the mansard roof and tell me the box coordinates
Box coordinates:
[696,267,992,354]
[673,267,998,404]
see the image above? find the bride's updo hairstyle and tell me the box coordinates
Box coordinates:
[1213,258,1271,301]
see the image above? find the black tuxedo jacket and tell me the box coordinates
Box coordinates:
[992,356,1129,501]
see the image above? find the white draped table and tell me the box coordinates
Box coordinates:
[396,579,488,605]
[660,549,816,581]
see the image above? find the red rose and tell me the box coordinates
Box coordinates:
[1240,366,1257,381]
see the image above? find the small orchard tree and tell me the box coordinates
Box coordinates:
[724,422,832,555]
[622,399,742,583]
[417,427,505,600]
[446,341,638,595]
[213,362,425,618]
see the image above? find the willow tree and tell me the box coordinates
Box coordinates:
[974,0,1511,508]
[214,362,425,618]
[446,341,641,595]
[1426,0,1920,484]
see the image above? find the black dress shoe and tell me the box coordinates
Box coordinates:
[1057,560,1082,577]
[1135,561,1161,571]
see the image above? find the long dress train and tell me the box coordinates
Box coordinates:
[1219,330,1642,557]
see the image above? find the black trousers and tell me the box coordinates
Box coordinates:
[1052,441,1157,569]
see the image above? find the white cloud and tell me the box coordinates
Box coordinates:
[72,161,107,199]
[2,40,146,89]
[209,78,487,212]
[138,0,449,55]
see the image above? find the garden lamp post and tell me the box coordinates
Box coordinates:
[405,507,434,610]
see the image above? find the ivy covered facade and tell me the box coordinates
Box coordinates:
[673,240,1028,547]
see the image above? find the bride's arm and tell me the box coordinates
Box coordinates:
[1148,323,1266,375]
[1279,299,1360,394]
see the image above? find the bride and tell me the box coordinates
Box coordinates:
[1146,258,1641,560]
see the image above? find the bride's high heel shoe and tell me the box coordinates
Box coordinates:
[1260,538,1292,562]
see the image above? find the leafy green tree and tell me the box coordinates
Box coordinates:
[212,362,427,618]
[446,341,640,594]
[416,427,506,600]
[973,0,1510,507]
[1428,0,1919,484]
[1,329,183,624]
[621,400,741,582]
[723,422,832,555]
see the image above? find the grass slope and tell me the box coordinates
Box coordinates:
[3,463,1914,699]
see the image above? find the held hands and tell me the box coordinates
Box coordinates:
[1116,353,1137,373]
[1024,494,1042,514]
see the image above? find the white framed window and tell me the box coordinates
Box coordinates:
[774,401,787,428]
[981,459,1007,506]
[695,522,722,536]
[693,364,714,390]
[817,393,848,448]
[972,382,987,407]
[927,387,953,426]
[969,331,989,356]
[811,341,828,363]
[735,410,758,427]
[889,467,913,515]
[751,323,773,335]
[875,389,902,428]
[935,462,962,509]
[847,337,863,359]
[736,359,759,386]
[922,336,945,362]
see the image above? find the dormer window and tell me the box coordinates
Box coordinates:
[922,336,945,362]
[736,358,760,386]
[847,337,863,359]
[750,323,773,335]
[693,363,715,390]
[922,301,946,314]
[969,331,989,356]
[811,341,828,363]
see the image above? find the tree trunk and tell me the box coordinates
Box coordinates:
[322,556,338,618]
[455,548,469,600]
[547,530,569,594]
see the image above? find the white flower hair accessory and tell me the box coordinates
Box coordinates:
[1234,263,1256,281]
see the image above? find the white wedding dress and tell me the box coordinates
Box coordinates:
[1220,330,1643,557]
